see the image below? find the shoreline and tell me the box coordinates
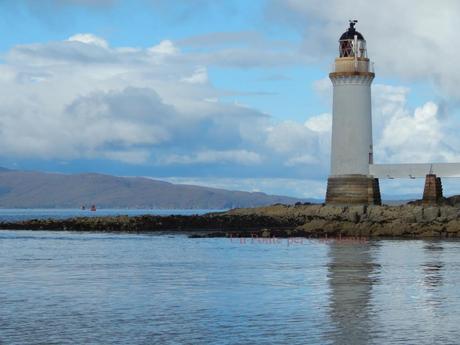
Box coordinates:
[2,203,460,238]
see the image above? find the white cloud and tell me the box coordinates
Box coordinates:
[266,121,316,154]
[4,2,460,199]
[148,40,179,56]
[176,30,306,68]
[312,77,331,100]
[67,33,109,48]
[3,29,459,199]
[0,30,331,176]
[0,31,307,170]
[304,113,331,132]
[370,84,460,165]
[378,102,441,162]
[160,150,263,165]
[285,154,319,166]
[264,115,331,170]
[268,0,460,99]
[181,66,208,84]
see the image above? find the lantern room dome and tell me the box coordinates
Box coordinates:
[340,21,364,41]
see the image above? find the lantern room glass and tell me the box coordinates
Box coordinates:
[339,39,367,58]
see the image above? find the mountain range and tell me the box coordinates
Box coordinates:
[0,168,308,209]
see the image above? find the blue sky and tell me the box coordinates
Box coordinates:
[0,0,459,199]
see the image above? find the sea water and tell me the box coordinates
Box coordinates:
[1,231,460,344]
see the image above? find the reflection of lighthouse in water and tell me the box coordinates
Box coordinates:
[421,241,444,310]
[326,21,381,205]
[326,242,380,345]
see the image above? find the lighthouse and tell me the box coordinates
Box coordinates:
[326,21,381,205]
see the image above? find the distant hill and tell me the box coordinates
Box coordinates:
[0,168,308,209]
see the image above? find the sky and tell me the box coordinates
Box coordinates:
[0,0,460,199]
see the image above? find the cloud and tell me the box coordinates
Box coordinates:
[65,87,174,147]
[68,33,109,48]
[267,0,460,99]
[0,86,174,162]
[373,87,460,164]
[285,154,319,167]
[267,121,317,153]
[148,40,179,56]
[0,33,331,181]
[176,31,306,68]
[178,31,265,48]
[2,27,458,198]
[378,101,442,162]
[160,150,263,166]
[181,66,208,84]
[304,113,331,132]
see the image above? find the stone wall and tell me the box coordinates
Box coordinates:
[326,175,381,205]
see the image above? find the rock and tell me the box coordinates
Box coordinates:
[423,207,441,222]
[2,203,460,239]
[261,229,271,238]
[371,221,406,237]
[296,219,327,233]
[367,205,406,223]
[337,221,363,236]
[440,207,460,221]
[344,205,367,223]
[301,204,323,218]
[419,229,441,237]
[317,205,346,220]
[445,220,460,234]
[395,206,416,223]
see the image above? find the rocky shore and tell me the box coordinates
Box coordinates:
[2,203,460,238]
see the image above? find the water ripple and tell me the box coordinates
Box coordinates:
[1,231,460,344]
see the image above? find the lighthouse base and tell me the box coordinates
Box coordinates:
[326,175,381,205]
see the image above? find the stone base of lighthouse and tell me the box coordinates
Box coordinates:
[326,175,381,205]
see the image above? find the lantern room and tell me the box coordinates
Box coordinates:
[331,20,373,75]
[339,20,367,59]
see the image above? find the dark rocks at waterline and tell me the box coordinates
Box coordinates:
[2,204,460,238]
[0,213,300,234]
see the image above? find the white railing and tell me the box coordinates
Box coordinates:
[370,163,460,179]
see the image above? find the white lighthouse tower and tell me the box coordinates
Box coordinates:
[326,21,381,205]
